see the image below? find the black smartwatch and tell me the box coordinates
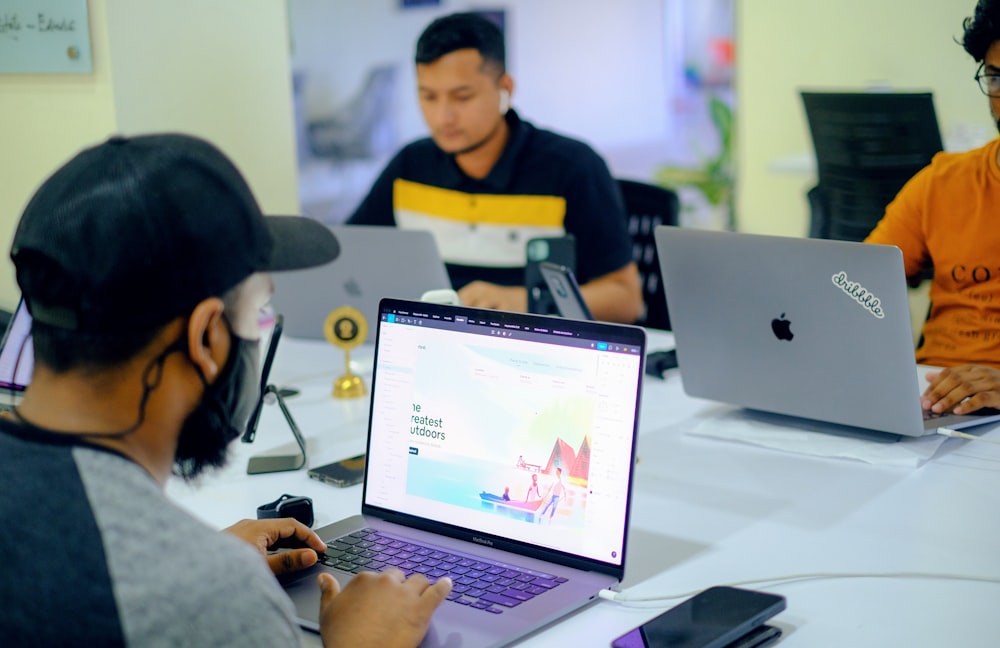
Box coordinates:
[256,493,314,528]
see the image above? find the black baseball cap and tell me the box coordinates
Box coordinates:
[11,133,339,333]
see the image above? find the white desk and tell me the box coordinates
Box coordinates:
[167,331,1000,647]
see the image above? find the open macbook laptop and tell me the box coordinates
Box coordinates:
[283,298,647,647]
[0,299,34,408]
[271,224,452,342]
[654,226,1000,439]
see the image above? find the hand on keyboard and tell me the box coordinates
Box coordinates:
[921,364,1000,416]
[321,528,568,616]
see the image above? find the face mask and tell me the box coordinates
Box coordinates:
[174,323,259,481]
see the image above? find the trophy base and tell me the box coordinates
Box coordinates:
[333,373,367,399]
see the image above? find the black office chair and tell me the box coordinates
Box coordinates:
[803,92,941,291]
[801,91,943,243]
[617,179,680,330]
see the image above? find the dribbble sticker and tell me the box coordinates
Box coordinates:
[831,271,885,318]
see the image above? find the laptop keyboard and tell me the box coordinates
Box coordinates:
[320,528,568,614]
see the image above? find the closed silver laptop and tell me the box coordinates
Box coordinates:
[654,226,1000,438]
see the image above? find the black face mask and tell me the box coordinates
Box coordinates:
[173,325,259,481]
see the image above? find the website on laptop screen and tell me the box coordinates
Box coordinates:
[364,301,644,568]
[0,301,34,391]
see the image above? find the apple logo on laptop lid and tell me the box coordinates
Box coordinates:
[343,277,362,297]
[771,313,794,341]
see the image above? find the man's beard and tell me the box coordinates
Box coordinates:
[173,332,259,481]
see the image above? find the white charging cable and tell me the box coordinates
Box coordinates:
[598,571,1000,606]
[936,428,1000,445]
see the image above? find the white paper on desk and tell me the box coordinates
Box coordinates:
[687,407,947,468]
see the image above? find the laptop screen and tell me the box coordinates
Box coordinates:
[363,299,645,570]
[0,300,34,392]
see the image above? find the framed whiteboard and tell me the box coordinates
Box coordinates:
[0,0,92,74]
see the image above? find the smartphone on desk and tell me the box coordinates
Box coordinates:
[308,454,367,488]
[610,586,786,648]
[539,261,593,320]
[526,235,577,316]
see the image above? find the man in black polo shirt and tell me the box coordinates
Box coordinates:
[348,12,643,323]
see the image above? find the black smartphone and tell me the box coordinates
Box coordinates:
[242,313,284,444]
[307,453,367,487]
[610,586,786,648]
[538,261,593,320]
[525,235,577,315]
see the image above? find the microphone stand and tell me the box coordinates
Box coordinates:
[246,384,308,474]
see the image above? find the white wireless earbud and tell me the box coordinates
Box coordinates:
[499,89,510,115]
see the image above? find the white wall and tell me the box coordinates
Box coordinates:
[736,0,994,236]
[106,1,300,215]
[1,0,298,310]
[289,0,669,154]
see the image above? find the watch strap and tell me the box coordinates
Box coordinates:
[256,493,313,527]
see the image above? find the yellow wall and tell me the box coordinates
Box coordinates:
[0,1,117,312]
[736,0,993,236]
[0,0,297,312]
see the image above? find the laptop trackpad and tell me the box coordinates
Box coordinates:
[286,565,505,646]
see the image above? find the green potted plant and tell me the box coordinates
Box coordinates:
[654,95,735,230]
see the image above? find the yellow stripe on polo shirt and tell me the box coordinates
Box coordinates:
[393,179,566,268]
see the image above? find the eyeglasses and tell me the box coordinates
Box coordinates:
[975,64,1000,97]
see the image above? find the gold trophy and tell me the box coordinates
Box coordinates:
[324,306,368,399]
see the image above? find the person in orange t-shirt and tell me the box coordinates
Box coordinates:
[866,0,1000,416]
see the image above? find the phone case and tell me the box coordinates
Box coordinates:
[525,236,577,315]
[307,454,366,487]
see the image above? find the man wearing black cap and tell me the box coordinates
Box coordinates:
[0,134,450,646]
